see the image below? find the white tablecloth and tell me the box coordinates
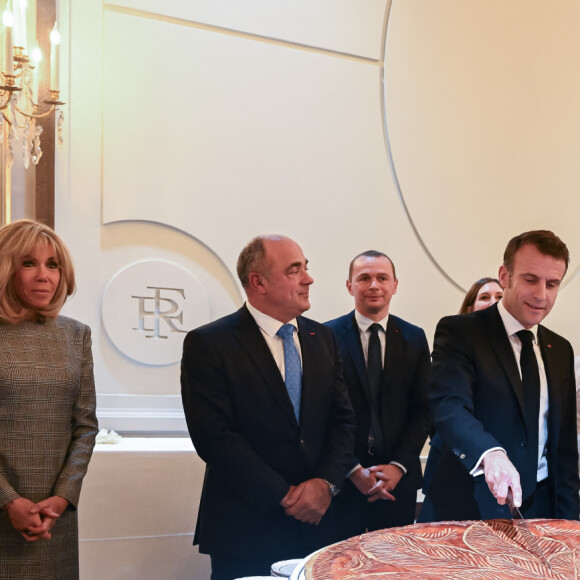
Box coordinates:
[78,438,210,580]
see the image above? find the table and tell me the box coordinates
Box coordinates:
[78,438,210,579]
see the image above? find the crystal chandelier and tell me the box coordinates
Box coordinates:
[0,0,64,170]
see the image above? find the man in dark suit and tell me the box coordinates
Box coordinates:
[181,235,357,580]
[325,250,431,539]
[420,230,579,522]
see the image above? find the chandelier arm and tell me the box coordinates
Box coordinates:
[14,103,56,120]
[0,82,21,111]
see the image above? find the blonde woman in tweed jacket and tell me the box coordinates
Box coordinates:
[0,220,98,579]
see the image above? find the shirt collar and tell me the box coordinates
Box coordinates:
[497,300,538,342]
[246,301,298,338]
[354,309,389,334]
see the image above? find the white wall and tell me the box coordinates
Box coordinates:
[55,0,580,434]
[50,2,580,578]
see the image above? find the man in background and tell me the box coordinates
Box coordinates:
[181,235,356,579]
[326,250,431,539]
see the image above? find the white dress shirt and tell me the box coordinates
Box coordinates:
[471,301,549,481]
[245,301,302,378]
[352,310,406,475]
[354,310,388,364]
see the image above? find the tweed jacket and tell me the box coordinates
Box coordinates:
[0,316,98,580]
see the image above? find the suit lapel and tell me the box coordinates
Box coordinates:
[342,312,370,394]
[233,306,297,424]
[537,325,561,444]
[538,326,555,394]
[480,305,526,416]
[382,316,401,401]
[296,317,324,427]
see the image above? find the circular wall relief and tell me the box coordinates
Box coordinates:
[381,1,580,290]
[102,259,210,365]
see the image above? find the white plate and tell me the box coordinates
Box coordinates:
[271,558,303,577]
[289,549,323,580]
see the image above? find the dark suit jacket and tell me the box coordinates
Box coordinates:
[181,305,355,558]
[325,312,431,529]
[421,304,579,521]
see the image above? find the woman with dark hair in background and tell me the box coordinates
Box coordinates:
[458,277,503,315]
[0,219,98,579]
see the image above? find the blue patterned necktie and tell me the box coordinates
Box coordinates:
[276,323,302,422]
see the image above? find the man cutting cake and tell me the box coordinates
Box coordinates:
[420,230,579,521]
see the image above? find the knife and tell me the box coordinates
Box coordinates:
[506,489,552,571]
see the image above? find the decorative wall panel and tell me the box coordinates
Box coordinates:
[104,0,386,59]
[60,0,580,438]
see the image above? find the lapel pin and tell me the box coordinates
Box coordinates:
[309,332,316,335]
[547,344,551,348]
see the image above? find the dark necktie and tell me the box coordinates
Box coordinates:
[276,324,302,422]
[516,329,540,471]
[367,323,384,457]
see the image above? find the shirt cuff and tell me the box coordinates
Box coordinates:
[470,447,506,477]
[347,464,362,478]
[389,461,407,475]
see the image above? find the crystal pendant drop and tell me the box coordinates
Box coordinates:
[32,124,43,165]
[22,119,31,169]
[9,97,20,142]
[57,110,64,150]
[6,125,14,169]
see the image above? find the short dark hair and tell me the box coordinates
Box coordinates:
[459,277,501,315]
[348,250,396,281]
[236,236,268,289]
[503,230,569,274]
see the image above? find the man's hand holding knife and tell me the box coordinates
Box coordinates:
[482,449,522,507]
